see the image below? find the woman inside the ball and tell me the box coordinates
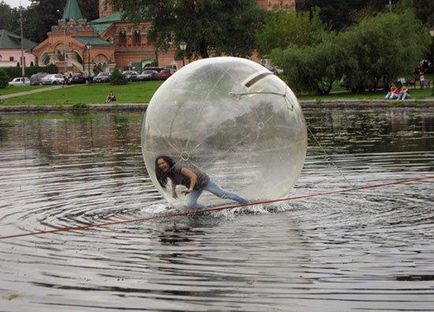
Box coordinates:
[155,155,250,209]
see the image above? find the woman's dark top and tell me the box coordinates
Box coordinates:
[168,164,210,190]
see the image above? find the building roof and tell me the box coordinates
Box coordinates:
[0,29,37,50]
[63,0,83,21]
[73,36,113,47]
[89,12,122,34]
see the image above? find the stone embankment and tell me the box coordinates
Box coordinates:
[1,100,433,113]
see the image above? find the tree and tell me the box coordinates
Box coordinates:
[339,10,431,92]
[256,7,327,57]
[0,2,20,33]
[112,0,266,59]
[0,69,9,89]
[111,68,127,85]
[271,34,346,94]
[413,0,434,27]
[303,0,404,30]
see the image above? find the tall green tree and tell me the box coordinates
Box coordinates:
[0,2,19,33]
[301,0,425,30]
[302,0,434,30]
[413,0,434,27]
[339,10,431,91]
[256,7,326,57]
[112,0,266,59]
[271,33,346,94]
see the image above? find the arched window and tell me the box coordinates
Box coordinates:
[119,30,127,47]
[133,29,141,46]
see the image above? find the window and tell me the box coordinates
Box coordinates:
[133,30,141,46]
[10,56,14,61]
[119,30,127,46]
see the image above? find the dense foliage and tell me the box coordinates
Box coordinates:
[302,0,433,30]
[0,69,9,89]
[112,0,266,59]
[1,65,58,79]
[256,8,326,56]
[110,68,127,85]
[338,10,430,92]
[263,9,431,94]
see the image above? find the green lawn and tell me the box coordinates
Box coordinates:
[1,77,433,106]
[0,81,163,105]
[0,85,46,96]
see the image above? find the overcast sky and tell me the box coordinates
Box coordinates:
[4,0,32,8]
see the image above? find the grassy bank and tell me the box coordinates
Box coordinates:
[0,85,46,96]
[1,78,433,106]
[0,81,163,105]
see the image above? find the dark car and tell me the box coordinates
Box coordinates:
[122,70,138,81]
[70,73,86,84]
[137,70,159,81]
[30,72,48,85]
[94,72,111,83]
[156,69,175,80]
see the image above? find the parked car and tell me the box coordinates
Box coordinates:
[156,69,175,80]
[70,73,86,84]
[40,74,66,85]
[8,77,30,86]
[30,72,48,85]
[122,70,138,81]
[94,72,111,83]
[142,66,163,73]
[137,70,159,81]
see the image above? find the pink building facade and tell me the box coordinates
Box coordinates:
[0,49,36,68]
[0,29,36,68]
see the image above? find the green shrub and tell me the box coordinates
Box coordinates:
[0,69,9,88]
[111,68,127,85]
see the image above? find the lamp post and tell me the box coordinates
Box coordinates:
[179,41,187,67]
[63,23,68,74]
[430,29,434,95]
[56,9,68,74]
[85,42,91,84]
[19,6,25,78]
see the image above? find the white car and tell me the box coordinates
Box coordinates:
[8,77,30,86]
[41,74,66,85]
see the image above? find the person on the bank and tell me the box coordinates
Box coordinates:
[397,83,410,100]
[155,155,250,209]
[106,91,116,103]
[385,82,400,99]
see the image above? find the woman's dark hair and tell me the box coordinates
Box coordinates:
[155,155,176,188]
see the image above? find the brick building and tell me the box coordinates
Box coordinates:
[33,0,303,74]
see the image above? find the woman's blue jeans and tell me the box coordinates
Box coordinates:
[186,180,249,209]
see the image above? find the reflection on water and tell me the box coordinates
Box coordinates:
[0,108,433,311]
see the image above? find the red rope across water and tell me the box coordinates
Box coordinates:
[0,175,432,240]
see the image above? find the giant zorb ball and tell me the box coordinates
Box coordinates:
[142,57,307,207]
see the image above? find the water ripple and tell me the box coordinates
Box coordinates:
[0,110,433,311]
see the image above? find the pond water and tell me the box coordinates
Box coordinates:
[0,107,433,311]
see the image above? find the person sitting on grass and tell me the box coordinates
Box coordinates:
[397,84,410,101]
[385,82,400,99]
[106,91,116,103]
